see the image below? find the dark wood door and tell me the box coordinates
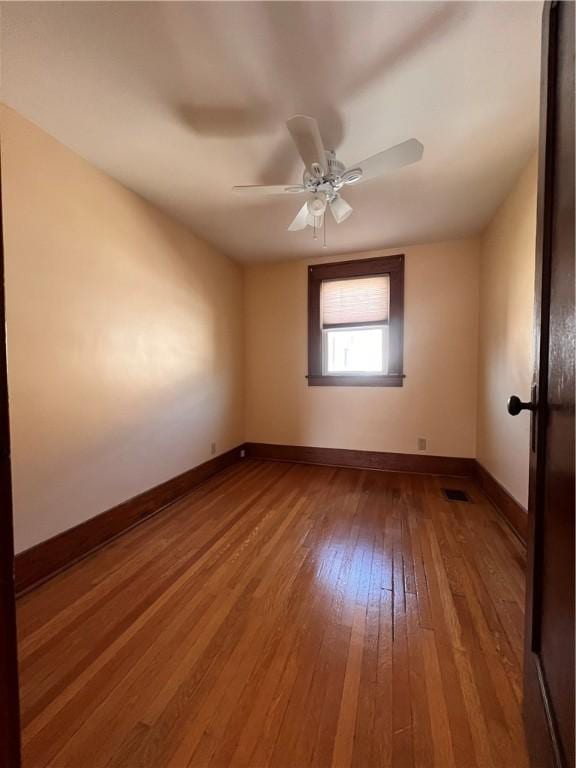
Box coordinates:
[522,3,575,767]
[0,150,22,762]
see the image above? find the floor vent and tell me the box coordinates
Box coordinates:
[442,488,471,502]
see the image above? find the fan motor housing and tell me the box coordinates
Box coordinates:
[303,150,346,198]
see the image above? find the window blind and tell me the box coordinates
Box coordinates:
[321,275,390,328]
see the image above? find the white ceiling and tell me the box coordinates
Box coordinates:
[1,1,541,263]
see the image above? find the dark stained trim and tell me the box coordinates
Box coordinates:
[15,445,244,595]
[0,137,22,766]
[307,374,404,387]
[15,442,534,604]
[308,254,405,281]
[473,461,528,545]
[523,4,575,768]
[244,442,474,477]
[307,254,405,385]
[246,446,531,545]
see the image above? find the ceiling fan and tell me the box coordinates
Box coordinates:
[232,115,423,234]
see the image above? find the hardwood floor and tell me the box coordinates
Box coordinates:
[17,459,529,767]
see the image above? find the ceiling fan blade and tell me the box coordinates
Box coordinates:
[348,138,423,183]
[288,202,310,231]
[232,184,306,195]
[329,196,353,224]
[286,115,328,176]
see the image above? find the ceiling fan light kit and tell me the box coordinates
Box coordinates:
[233,114,423,246]
[307,194,326,216]
[330,195,353,224]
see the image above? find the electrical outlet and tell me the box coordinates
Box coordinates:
[417,437,427,451]
[210,442,216,456]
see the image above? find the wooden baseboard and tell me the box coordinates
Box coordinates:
[244,442,475,477]
[473,460,528,544]
[15,445,244,594]
[246,444,527,544]
[14,445,526,594]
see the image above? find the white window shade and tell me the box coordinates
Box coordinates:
[321,275,390,328]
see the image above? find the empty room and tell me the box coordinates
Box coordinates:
[0,2,574,767]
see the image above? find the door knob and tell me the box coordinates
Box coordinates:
[507,394,536,415]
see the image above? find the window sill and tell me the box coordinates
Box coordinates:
[306,374,405,387]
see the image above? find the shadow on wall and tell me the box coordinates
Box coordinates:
[3,124,244,551]
[161,1,469,184]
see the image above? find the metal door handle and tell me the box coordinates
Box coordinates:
[508,384,539,451]
[507,395,536,415]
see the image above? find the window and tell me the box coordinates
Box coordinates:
[322,276,389,375]
[307,254,404,386]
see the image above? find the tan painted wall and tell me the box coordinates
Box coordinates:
[1,106,244,553]
[245,240,480,458]
[477,157,537,508]
[0,102,536,551]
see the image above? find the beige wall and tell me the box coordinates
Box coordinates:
[0,103,536,552]
[1,106,244,553]
[245,240,480,458]
[477,157,537,508]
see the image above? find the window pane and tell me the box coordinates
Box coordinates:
[324,327,388,374]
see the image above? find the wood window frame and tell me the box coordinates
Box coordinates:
[307,254,405,387]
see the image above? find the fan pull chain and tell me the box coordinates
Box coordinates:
[323,212,327,248]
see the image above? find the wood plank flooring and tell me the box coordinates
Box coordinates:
[17,459,529,767]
